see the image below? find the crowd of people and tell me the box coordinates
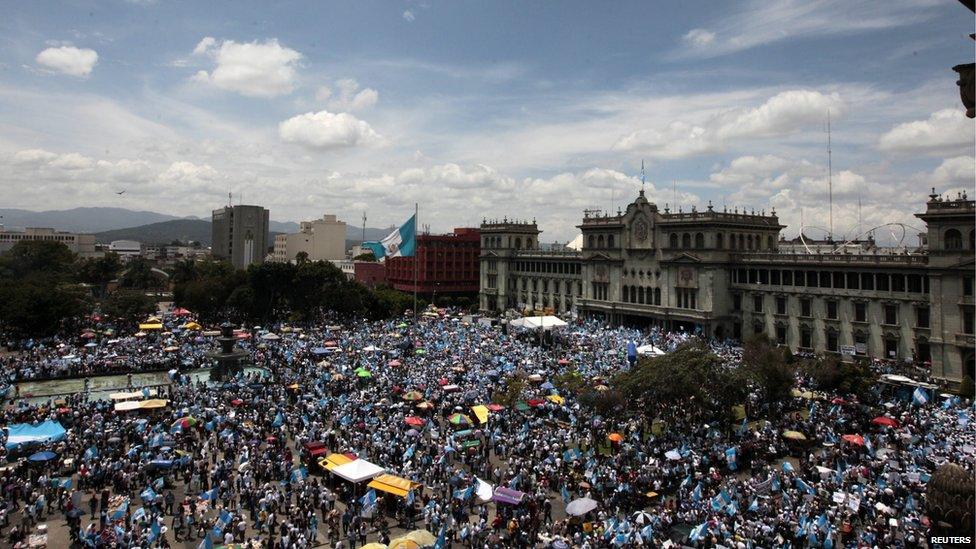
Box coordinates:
[0,309,971,548]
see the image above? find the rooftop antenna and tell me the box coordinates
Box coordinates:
[361,212,366,243]
[672,179,676,210]
[826,108,833,241]
[228,191,232,208]
[640,160,646,192]
[857,192,862,241]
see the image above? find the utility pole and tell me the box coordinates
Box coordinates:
[361,212,366,243]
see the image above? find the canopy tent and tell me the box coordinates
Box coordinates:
[367,473,422,498]
[110,391,145,401]
[114,399,168,412]
[5,421,66,450]
[318,453,355,471]
[493,486,526,505]
[509,316,568,330]
[260,333,281,341]
[181,322,202,330]
[114,401,143,412]
[636,344,666,356]
[138,323,163,331]
[471,405,489,424]
[362,345,384,352]
[331,458,385,483]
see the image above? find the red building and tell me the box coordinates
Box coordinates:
[385,228,480,295]
[353,261,387,288]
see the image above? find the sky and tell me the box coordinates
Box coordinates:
[0,0,973,243]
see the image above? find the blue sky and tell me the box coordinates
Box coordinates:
[0,0,972,242]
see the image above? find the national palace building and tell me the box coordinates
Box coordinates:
[479,188,975,386]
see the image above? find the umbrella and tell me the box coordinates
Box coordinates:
[388,540,420,549]
[486,404,505,412]
[402,391,423,402]
[872,416,900,428]
[361,544,388,549]
[172,416,198,430]
[447,413,473,426]
[632,510,654,524]
[28,451,57,462]
[831,397,846,404]
[388,360,402,367]
[231,399,244,406]
[404,416,426,427]
[355,368,372,378]
[565,497,598,516]
[782,430,807,441]
[607,433,624,443]
[406,429,420,437]
[404,530,437,546]
[415,401,434,410]
[842,434,865,446]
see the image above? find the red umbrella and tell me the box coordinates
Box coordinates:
[841,434,864,446]
[404,416,426,427]
[486,404,505,412]
[438,378,449,386]
[230,399,244,406]
[171,307,192,316]
[871,416,900,428]
[831,397,846,404]
[557,358,569,365]
[527,398,545,407]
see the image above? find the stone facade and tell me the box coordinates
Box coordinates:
[480,190,975,385]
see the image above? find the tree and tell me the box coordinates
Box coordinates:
[77,253,123,298]
[120,257,164,290]
[0,241,90,337]
[352,252,376,262]
[741,334,795,405]
[294,251,309,264]
[102,290,157,320]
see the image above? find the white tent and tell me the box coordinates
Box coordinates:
[260,333,281,341]
[330,459,385,483]
[362,345,384,352]
[636,344,666,357]
[510,316,568,330]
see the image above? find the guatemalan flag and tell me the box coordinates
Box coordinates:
[363,214,416,261]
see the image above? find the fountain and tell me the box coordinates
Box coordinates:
[206,322,249,381]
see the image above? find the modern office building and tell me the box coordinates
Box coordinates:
[211,205,270,269]
[108,240,142,260]
[0,226,97,257]
[479,189,975,386]
[387,228,480,295]
[272,214,347,263]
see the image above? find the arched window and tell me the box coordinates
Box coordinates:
[670,233,679,248]
[738,234,745,249]
[730,234,737,250]
[695,233,705,248]
[945,228,963,250]
[597,235,605,248]
[588,235,595,249]
[638,286,645,304]
[746,235,753,250]
[717,233,724,249]
[514,237,521,249]
[767,236,774,250]
[654,287,661,305]
[970,229,975,250]
[607,234,615,248]
[682,233,691,248]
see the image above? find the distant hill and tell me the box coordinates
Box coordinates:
[0,207,183,233]
[94,219,214,245]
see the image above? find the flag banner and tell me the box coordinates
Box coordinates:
[364,214,416,261]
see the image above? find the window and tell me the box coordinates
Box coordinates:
[771,270,781,285]
[597,235,605,248]
[854,331,868,355]
[916,306,929,328]
[682,233,691,248]
[892,275,905,293]
[754,322,764,335]
[964,276,973,297]
[854,302,866,322]
[733,294,742,311]
[753,295,764,313]
[767,236,775,250]
[776,297,786,315]
[884,337,899,358]
[669,233,679,248]
[964,307,974,335]
[800,326,812,348]
[826,301,838,320]
[588,235,595,249]
[882,304,898,325]
[695,233,704,248]
[717,233,724,249]
[877,274,889,292]
[607,234,615,248]
[775,324,786,345]
[826,329,838,352]
[861,272,874,291]
[676,288,698,309]
[800,298,811,317]
[654,288,661,305]
[945,228,963,250]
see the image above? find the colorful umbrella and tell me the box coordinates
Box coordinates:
[607,433,624,443]
[355,368,372,378]
[404,416,426,427]
[841,434,865,446]
[486,403,505,412]
[447,413,472,426]
[402,391,423,402]
[171,416,198,430]
[782,430,807,441]
[871,416,900,428]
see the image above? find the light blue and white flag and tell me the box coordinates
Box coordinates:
[364,214,416,261]
[912,387,929,406]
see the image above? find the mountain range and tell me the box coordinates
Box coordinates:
[0,207,391,246]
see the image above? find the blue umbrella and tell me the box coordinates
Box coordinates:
[541,382,555,391]
[28,451,57,462]
[311,347,328,355]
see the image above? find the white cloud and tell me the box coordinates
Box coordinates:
[683,29,715,48]
[12,149,58,165]
[278,110,382,150]
[675,0,940,59]
[929,156,975,190]
[403,10,415,22]
[35,46,98,77]
[160,161,220,188]
[877,109,974,156]
[318,78,379,112]
[190,38,302,97]
[615,89,842,158]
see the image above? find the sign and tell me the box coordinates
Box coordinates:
[855,342,867,354]
[840,345,856,356]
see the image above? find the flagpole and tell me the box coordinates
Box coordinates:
[413,202,419,320]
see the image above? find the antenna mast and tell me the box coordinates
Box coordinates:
[827,109,833,241]
[361,212,366,243]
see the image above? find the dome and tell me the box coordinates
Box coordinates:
[926,462,974,535]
